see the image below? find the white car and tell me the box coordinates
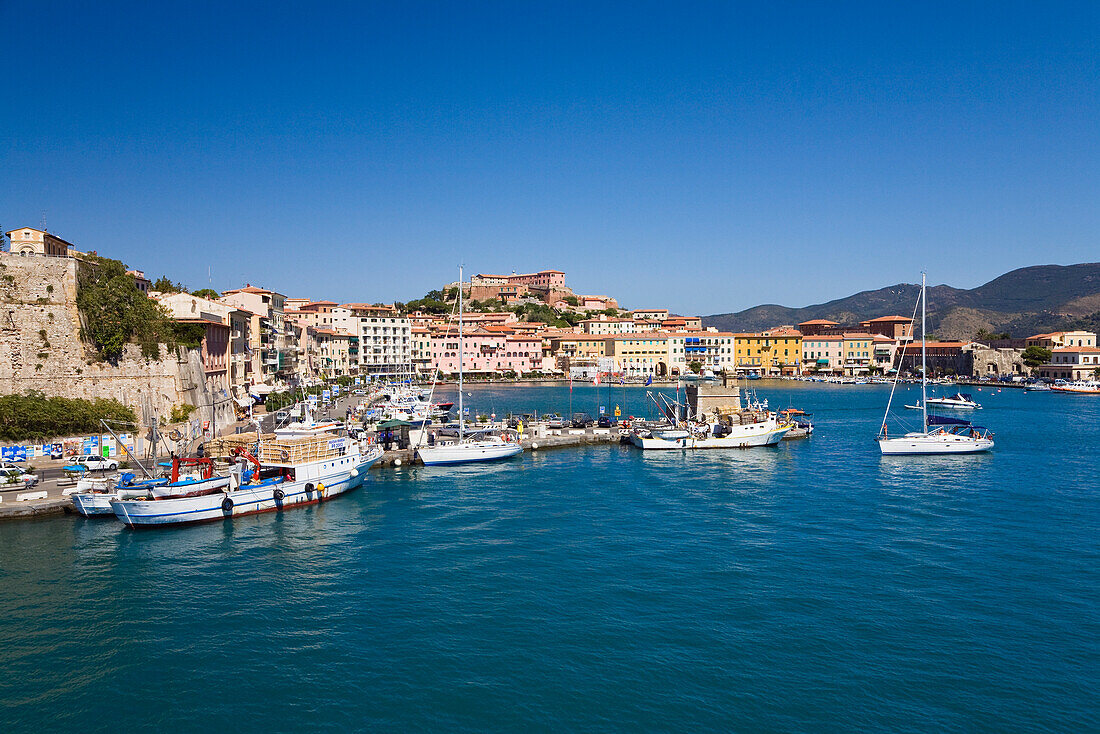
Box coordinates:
[0,467,38,488]
[77,455,119,472]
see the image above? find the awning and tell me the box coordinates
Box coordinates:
[816,359,829,365]
[377,419,411,429]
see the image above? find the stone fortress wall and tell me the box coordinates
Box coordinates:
[0,256,233,434]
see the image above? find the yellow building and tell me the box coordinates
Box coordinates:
[734,328,803,375]
[604,333,672,376]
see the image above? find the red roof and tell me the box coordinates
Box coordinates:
[862,315,911,323]
[798,319,839,326]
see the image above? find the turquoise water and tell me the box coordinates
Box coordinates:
[2,383,1097,732]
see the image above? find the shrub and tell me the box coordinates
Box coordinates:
[0,391,136,442]
[169,404,196,423]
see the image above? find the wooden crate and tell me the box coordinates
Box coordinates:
[256,434,349,465]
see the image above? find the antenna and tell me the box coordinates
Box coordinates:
[41,210,47,231]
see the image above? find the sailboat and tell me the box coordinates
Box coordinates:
[877,273,994,455]
[416,265,524,466]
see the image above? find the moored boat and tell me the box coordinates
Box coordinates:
[1050,380,1100,394]
[877,274,994,455]
[110,435,383,528]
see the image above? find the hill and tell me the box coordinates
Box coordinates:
[702,263,1100,339]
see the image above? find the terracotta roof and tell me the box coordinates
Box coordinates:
[1052,346,1100,353]
[223,285,276,295]
[802,334,844,341]
[862,315,911,323]
[798,319,839,326]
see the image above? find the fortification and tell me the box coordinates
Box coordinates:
[0,256,232,431]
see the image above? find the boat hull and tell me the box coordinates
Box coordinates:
[878,435,994,455]
[417,441,523,465]
[630,421,790,450]
[71,492,116,516]
[111,452,381,527]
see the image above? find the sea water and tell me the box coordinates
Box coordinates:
[1,383,1096,732]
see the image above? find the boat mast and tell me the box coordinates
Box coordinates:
[458,264,464,442]
[921,271,928,434]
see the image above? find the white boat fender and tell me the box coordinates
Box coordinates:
[273,488,285,501]
[221,496,234,513]
[394,458,402,466]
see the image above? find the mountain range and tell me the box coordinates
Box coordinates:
[701,263,1100,339]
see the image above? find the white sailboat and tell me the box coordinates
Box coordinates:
[877,273,994,455]
[416,265,523,466]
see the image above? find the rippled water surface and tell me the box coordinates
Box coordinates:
[1,383,1097,732]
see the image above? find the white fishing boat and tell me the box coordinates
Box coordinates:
[416,265,524,466]
[70,474,169,517]
[878,274,994,455]
[629,376,791,450]
[110,436,383,527]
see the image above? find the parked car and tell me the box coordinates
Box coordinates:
[1,467,38,488]
[508,414,535,429]
[546,415,566,429]
[571,412,595,428]
[597,415,614,428]
[76,455,119,472]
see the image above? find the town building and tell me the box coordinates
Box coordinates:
[1026,331,1097,349]
[859,315,913,341]
[220,285,295,385]
[4,227,74,258]
[332,304,412,379]
[1036,346,1100,381]
[802,335,845,373]
[895,341,974,377]
[797,319,840,336]
[604,333,673,376]
[734,329,803,376]
[154,292,253,396]
[580,318,639,335]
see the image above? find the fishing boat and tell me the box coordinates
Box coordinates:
[877,274,994,455]
[1024,381,1052,392]
[629,376,791,449]
[70,473,170,517]
[777,409,814,439]
[416,265,523,466]
[110,435,383,527]
[926,392,981,409]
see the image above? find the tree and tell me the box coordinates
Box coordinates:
[688,361,702,374]
[1021,345,1052,369]
[78,255,178,361]
[152,276,184,293]
[191,288,219,299]
[563,295,579,307]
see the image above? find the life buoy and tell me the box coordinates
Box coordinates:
[221,496,233,512]
[279,449,290,460]
[273,488,285,501]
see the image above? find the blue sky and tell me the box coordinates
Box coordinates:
[3,1,1098,315]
